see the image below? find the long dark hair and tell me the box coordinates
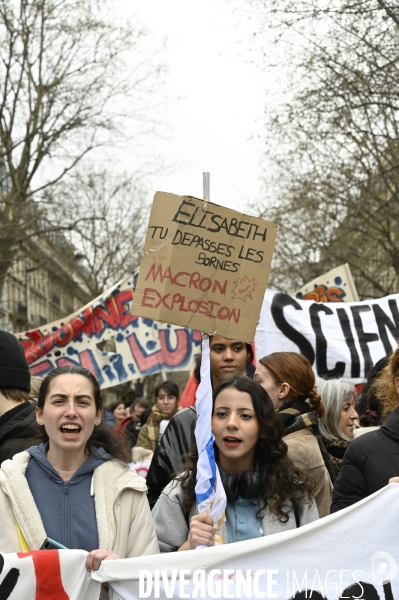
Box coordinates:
[37,366,131,463]
[179,376,314,522]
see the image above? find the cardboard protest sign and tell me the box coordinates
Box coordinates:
[132,193,277,343]
[293,263,359,302]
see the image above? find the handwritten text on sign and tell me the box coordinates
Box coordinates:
[133,194,277,342]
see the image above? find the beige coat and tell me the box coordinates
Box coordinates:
[284,428,332,518]
[135,423,154,451]
[0,451,159,557]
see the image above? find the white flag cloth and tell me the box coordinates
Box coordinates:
[0,549,100,599]
[3,484,399,599]
[92,483,399,600]
[194,337,226,530]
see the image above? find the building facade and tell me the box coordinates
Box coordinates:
[0,230,92,333]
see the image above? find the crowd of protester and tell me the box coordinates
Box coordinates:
[1,329,399,588]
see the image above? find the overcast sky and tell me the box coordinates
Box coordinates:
[123,0,267,212]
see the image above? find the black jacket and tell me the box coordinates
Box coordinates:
[146,406,196,508]
[0,400,39,465]
[331,407,399,513]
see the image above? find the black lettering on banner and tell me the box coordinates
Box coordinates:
[372,300,399,356]
[383,580,394,600]
[0,554,19,598]
[351,305,379,376]
[309,304,346,377]
[336,308,361,378]
[271,294,315,365]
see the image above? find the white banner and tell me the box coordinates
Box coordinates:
[17,271,202,389]
[255,289,399,383]
[2,485,399,599]
[0,548,100,599]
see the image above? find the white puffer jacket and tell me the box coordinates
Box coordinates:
[0,451,159,557]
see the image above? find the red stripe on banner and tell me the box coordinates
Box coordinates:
[17,551,69,600]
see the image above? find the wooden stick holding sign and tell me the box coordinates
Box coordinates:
[203,171,210,211]
[132,191,277,343]
[193,172,227,548]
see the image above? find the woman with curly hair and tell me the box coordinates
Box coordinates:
[354,357,387,436]
[255,352,333,517]
[317,379,358,479]
[152,376,318,552]
[332,348,399,513]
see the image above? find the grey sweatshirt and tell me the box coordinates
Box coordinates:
[26,443,111,551]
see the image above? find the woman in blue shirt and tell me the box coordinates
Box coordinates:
[152,376,318,552]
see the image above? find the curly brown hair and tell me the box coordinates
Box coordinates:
[356,357,387,426]
[259,352,325,418]
[178,376,314,522]
[375,349,399,417]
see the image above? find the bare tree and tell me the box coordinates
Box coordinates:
[244,0,399,298]
[0,0,164,298]
[58,168,149,297]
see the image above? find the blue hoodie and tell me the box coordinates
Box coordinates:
[26,443,111,551]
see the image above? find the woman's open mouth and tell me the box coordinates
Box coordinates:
[223,436,242,448]
[60,424,81,437]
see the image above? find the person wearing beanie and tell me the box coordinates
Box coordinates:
[0,331,39,465]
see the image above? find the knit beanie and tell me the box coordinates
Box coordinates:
[0,331,30,392]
